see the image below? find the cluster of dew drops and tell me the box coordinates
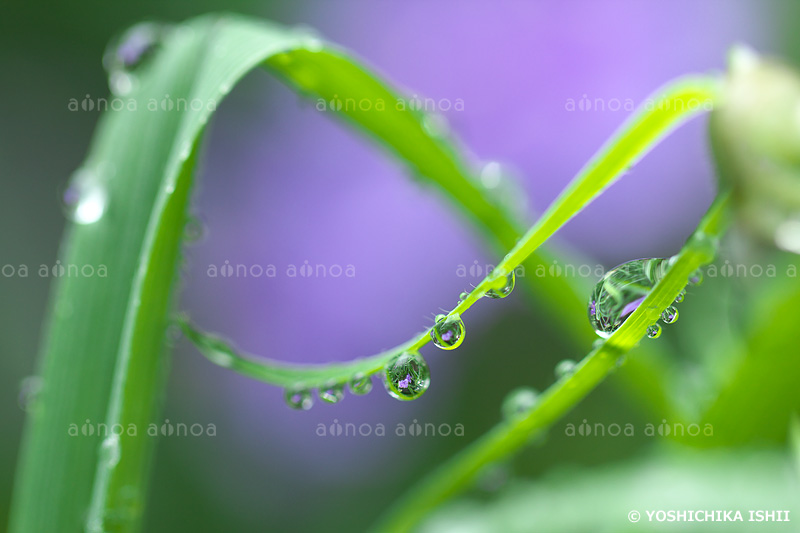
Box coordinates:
[283,270,517,410]
[285,257,704,422]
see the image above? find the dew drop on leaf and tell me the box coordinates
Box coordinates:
[285,387,313,410]
[183,215,206,243]
[103,22,165,96]
[688,268,704,286]
[554,359,577,379]
[458,291,470,302]
[348,373,373,396]
[18,376,42,412]
[383,352,430,401]
[647,323,662,339]
[430,314,465,350]
[165,323,183,345]
[319,382,345,404]
[485,271,515,299]
[661,305,679,324]
[588,258,670,338]
[62,168,107,225]
[100,435,121,469]
[501,387,538,420]
[674,289,686,304]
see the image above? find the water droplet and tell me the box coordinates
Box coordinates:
[476,463,509,492]
[674,289,686,304]
[100,435,121,468]
[165,323,183,344]
[647,324,662,339]
[688,269,704,286]
[588,258,670,338]
[319,382,345,404]
[62,168,107,225]
[480,161,503,189]
[103,23,164,95]
[458,291,470,301]
[485,271,515,299]
[183,215,205,243]
[178,141,191,161]
[421,113,450,138]
[18,376,42,412]
[477,162,529,216]
[774,216,800,254]
[554,359,577,379]
[430,314,465,350]
[502,387,538,419]
[285,387,313,410]
[661,306,679,324]
[383,352,430,401]
[348,373,373,396]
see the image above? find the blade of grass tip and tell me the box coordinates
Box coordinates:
[373,192,730,533]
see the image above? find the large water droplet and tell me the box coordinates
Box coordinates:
[502,387,539,419]
[62,168,107,225]
[554,359,577,379]
[661,305,679,324]
[485,271,515,299]
[588,258,670,337]
[103,23,164,95]
[383,352,430,401]
[688,269,704,286]
[430,314,465,350]
[285,387,313,410]
[319,382,345,404]
[647,324,662,339]
[348,373,373,396]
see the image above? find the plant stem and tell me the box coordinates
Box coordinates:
[183,76,721,391]
[373,192,731,533]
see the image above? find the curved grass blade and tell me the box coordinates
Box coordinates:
[373,192,730,533]
[182,77,720,394]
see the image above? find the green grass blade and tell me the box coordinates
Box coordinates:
[374,192,730,533]
[181,77,720,395]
